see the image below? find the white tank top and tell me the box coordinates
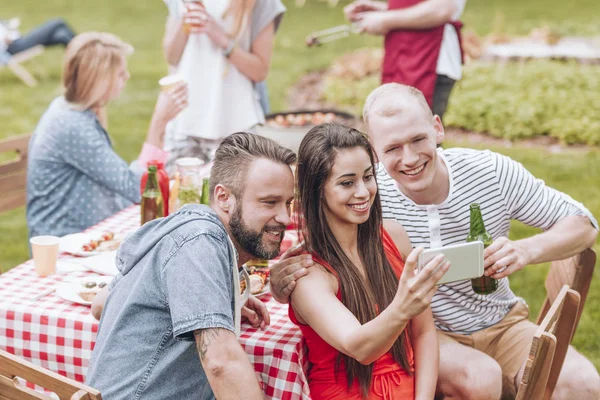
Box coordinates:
[165,0,264,143]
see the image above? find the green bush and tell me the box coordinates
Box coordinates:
[446,61,600,145]
[322,74,380,116]
[322,58,600,145]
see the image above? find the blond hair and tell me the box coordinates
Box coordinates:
[62,32,133,128]
[362,83,432,130]
[223,0,256,41]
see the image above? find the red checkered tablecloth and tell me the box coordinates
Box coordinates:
[0,205,310,399]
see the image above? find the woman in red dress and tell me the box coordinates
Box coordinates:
[289,123,448,399]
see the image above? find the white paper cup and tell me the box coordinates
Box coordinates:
[30,236,60,277]
[159,74,185,92]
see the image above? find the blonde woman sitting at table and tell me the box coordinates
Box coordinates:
[26,32,188,238]
[289,123,447,399]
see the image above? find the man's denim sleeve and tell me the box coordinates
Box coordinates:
[161,233,235,341]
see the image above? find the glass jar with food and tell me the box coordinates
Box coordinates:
[172,157,203,212]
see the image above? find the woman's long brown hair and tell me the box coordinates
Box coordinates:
[296,123,411,397]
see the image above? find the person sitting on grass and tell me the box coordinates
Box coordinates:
[1,17,75,58]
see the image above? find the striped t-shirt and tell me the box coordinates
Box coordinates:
[377,147,597,334]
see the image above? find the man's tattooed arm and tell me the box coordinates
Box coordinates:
[194,328,221,361]
[193,327,264,399]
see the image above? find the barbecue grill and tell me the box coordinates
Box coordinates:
[256,109,360,153]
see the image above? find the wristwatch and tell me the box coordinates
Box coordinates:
[223,40,236,58]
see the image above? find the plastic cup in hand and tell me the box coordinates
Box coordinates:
[183,0,205,34]
[30,236,60,277]
[158,74,185,92]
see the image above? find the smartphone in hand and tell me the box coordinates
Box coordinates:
[417,241,484,285]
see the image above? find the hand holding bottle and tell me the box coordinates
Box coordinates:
[483,237,530,279]
[392,247,449,321]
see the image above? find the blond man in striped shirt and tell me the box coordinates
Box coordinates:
[271,83,599,399]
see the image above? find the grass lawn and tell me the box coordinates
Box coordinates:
[1,0,599,366]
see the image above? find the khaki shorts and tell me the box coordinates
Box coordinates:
[437,302,538,394]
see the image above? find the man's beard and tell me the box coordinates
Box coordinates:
[229,205,284,260]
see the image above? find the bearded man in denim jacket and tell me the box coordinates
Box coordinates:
[87,132,296,400]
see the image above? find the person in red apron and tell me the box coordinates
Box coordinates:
[345,0,465,121]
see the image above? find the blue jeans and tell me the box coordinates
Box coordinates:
[7,18,75,55]
[256,81,270,115]
[432,74,456,122]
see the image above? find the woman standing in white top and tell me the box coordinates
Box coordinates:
[162,0,286,166]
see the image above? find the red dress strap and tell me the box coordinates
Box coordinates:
[380,227,415,374]
[381,227,405,278]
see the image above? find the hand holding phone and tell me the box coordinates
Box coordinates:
[392,248,450,321]
[417,242,484,285]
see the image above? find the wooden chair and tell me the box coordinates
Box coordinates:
[516,285,580,400]
[0,45,44,87]
[0,134,31,213]
[536,248,596,334]
[0,349,101,399]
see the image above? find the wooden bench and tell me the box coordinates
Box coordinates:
[0,349,101,400]
[536,248,596,334]
[517,285,580,400]
[0,134,31,213]
[512,248,596,399]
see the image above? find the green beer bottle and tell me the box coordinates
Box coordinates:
[200,178,210,205]
[141,165,164,225]
[466,203,498,295]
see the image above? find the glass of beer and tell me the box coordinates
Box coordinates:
[183,0,205,34]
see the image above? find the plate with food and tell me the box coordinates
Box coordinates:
[59,231,124,257]
[240,266,270,298]
[250,277,270,298]
[264,109,356,129]
[266,111,337,128]
[55,276,112,306]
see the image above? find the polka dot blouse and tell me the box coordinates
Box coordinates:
[26,97,142,238]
